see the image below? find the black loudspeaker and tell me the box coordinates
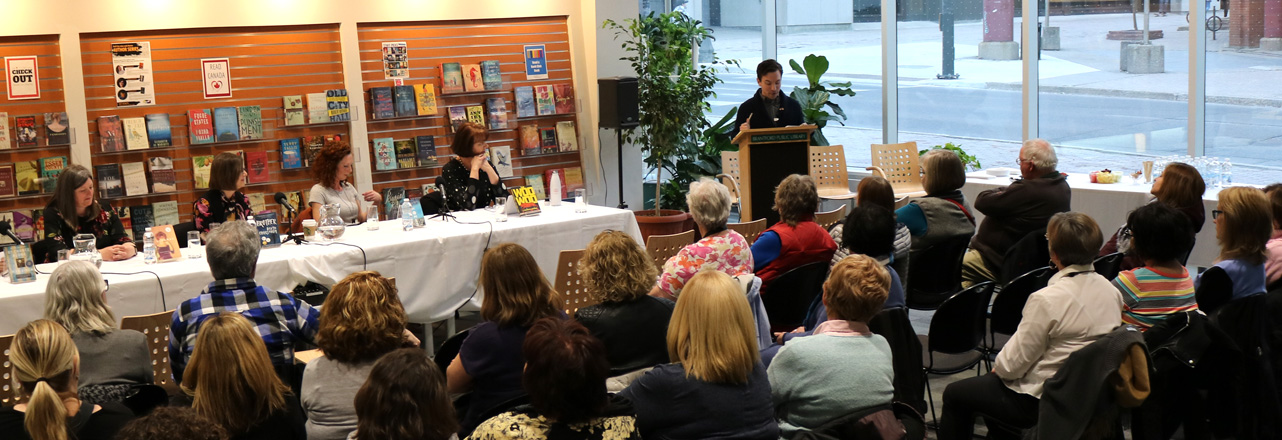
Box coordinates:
[598,77,639,129]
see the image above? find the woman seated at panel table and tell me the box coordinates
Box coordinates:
[1198,186,1273,299]
[1100,162,1206,271]
[751,174,837,295]
[309,141,382,224]
[39,165,135,263]
[650,178,753,300]
[440,122,505,212]
[193,152,251,236]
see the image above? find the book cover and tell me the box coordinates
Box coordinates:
[192,155,214,188]
[415,135,436,165]
[95,164,123,199]
[481,60,503,90]
[115,207,131,241]
[370,87,394,119]
[0,164,15,197]
[97,115,125,152]
[306,92,330,124]
[563,167,584,194]
[44,112,70,146]
[286,192,303,217]
[553,83,576,114]
[462,63,484,92]
[304,136,325,167]
[394,140,416,169]
[440,63,464,94]
[509,186,542,217]
[129,205,154,240]
[255,211,282,247]
[247,193,267,215]
[523,175,547,201]
[0,112,10,149]
[212,107,240,142]
[16,160,39,196]
[144,113,171,148]
[514,86,536,118]
[409,197,427,227]
[448,107,469,131]
[15,115,37,147]
[121,117,148,150]
[406,187,424,200]
[534,85,556,116]
[326,89,350,121]
[237,106,263,140]
[5,244,36,283]
[539,127,558,153]
[33,209,44,242]
[556,121,578,152]
[519,126,541,156]
[381,186,405,219]
[12,210,34,241]
[283,95,305,126]
[490,145,513,178]
[0,212,11,244]
[150,224,182,262]
[413,83,438,115]
[393,85,417,117]
[121,162,148,196]
[465,105,485,126]
[187,109,215,145]
[148,157,176,193]
[245,151,270,184]
[485,97,508,130]
[373,138,396,171]
[544,168,567,200]
[152,200,179,226]
[280,138,304,169]
[39,156,67,194]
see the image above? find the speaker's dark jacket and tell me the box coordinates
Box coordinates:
[729,88,804,140]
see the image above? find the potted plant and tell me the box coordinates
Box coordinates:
[788,54,856,146]
[919,142,982,171]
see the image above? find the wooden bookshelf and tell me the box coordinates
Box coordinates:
[0,35,73,214]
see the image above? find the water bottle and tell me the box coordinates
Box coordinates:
[1222,158,1232,186]
[549,172,562,206]
[143,232,156,265]
[246,215,256,227]
[400,198,414,231]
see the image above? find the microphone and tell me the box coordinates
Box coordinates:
[0,220,23,245]
[273,192,296,214]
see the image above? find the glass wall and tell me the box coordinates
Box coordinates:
[1204,5,1282,185]
[704,0,767,133]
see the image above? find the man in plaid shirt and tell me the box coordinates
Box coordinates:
[169,220,319,382]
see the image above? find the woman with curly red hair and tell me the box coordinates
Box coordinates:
[309,140,382,223]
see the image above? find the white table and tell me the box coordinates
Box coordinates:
[0,204,642,335]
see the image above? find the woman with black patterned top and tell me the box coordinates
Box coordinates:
[440,122,504,211]
[193,152,252,236]
[39,165,134,263]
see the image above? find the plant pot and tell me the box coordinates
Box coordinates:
[633,209,692,243]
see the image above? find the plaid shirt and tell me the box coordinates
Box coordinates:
[169,278,319,382]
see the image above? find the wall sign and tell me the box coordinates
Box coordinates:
[382,42,408,79]
[111,42,156,106]
[4,56,40,100]
[201,58,232,99]
[524,44,548,80]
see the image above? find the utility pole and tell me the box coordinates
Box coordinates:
[938,0,960,79]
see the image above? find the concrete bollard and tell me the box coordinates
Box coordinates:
[1119,41,1141,71]
[1043,27,1061,50]
[1126,44,1166,73]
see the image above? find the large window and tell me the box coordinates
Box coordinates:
[1204,8,1282,185]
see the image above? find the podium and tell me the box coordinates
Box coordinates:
[729,125,815,226]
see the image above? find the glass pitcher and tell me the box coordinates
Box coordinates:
[72,233,103,267]
[318,203,346,241]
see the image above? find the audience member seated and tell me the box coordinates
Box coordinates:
[43,260,152,403]
[575,230,674,375]
[1264,183,1282,289]
[193,152,253,235]
[961,139,1071,287]
[651,178,753,299]
[447,243,564,434]
[751,174,838,295]
[1198,186,1273,299]
[830,176,910,270]
[768,254,895,437]
[1112,203,1199,330]
[176,312,306,440]
[621,270,779,440]
[440,122,505,211]
[115,407,229,440]
[351,348,458,440]
[940,212,1121,440]
[309,141,382,224]
[0,319,135,440]
[1100,162,1206,270]
[169,221,319,381]
[895,149,975,265]
[302,271,416,440]
[37,164,135,263]
[469,318,641,439]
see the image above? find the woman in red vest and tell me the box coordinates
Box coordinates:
[751,174,838,295]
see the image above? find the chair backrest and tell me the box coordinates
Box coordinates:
[433,328,472,372]
[928,281,996,355]
[999,229,1051,284]
[721,150,742,202]
[1093,252,1125,281]
[814,206,847,232]
[1195,266,1234,315]
[905,234,972,310]
[761,261,830,331]
[868,307,927,415]
[870,142,923,190]
[646,230,695,270]
[1,334,24,406]
[174,221,196,248]
[119,310,179,390]
[990,266,1055,335]
[290,205,314,234]
[809,145,852,196]
[893,196,910,210]
[553,249,599,316]
[727,218,768,245]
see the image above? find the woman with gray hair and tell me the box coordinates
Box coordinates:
[650,178,754,299]
[43,260,153,402]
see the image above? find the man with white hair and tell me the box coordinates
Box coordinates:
[960,139,1072,287]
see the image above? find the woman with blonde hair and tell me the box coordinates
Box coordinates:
[447,242,563,434]
[43,260,152,403]
[302,271,415,440]
[179,312,305,440]
[622,270,778,440]
[0,319,134,440]
[751,174,838,295]
[1198,186,1274,299]
[651,177,753,299]
[576,230,674,375]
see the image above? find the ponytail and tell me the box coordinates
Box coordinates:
[24,376,71,440]
[9,320,79,440]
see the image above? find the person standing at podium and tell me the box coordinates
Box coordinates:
[730,59,804,140]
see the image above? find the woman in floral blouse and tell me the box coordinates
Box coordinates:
[193,152,251,235]
[40,165,134,262]
[650,178,753,299]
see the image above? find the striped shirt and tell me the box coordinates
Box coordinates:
[1112,266,1198,330]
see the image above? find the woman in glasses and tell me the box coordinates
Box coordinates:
[1200,186,1273,299]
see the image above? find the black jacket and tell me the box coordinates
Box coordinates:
[1034,325,1149,440]
[729,88,805,140]
[575,296,675,375]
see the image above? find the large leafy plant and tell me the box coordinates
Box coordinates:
[788,54,856,146]
[920,142,982,171]
[652,107,738,211]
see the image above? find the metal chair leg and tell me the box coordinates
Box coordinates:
[925,369,939,429]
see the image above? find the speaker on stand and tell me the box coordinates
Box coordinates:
[598,77,639,209]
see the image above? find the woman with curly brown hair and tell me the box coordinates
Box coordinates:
[115,407,228,440]
[301,271,416,440]
[574,230,674,376]
[309,140,382,223]
[750,174,838,294]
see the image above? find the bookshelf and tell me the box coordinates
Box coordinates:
[0,35,74,220]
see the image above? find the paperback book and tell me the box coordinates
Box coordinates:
[187,109,215,144]
[490,145,513,178]
[98,115,125,152]
[465,105,485,126]
[519,126,540,156]
[150,224,182,262]
[245,151,270,184]
[212,107,240,142]
[44,112,70,146]
[144,113,171,148]
[509,186,542,217]
[148,157,175,192]
[553,83,576,114]
[15,115,37,147]
[15,160,39,196]
[395,139,417,169]
[563,167,585,195]
[523,175,547,201]
[121,162,148,196]
[237,105,263,140]
[95,164,123,199]
[486,97,508,130]
[481,60,503,90]
[12,210,34,241]
[255,211,282,247]
[122,117,148,150]
[39,156,67,194]
[129,206,154,240]
[462,63,484,92]
[5,244,36,283]
[382,186,406,219]
[280,138,304,169]
[514,86,536,118]
[415,135,436,165]
[306,92,330,124]
[0,164,15,197]
[534,85,556,116]
[283,95,306,126]
[373,138,396,171]
[539,127,559,153]
[556,121,578,152]
[447,106,469,131]
[326,89,350,122]
[413,83,438,115]
[0,112,10,149]
[192,155,214,188]
[152,200,179,226]
[440,63,464,94]
[370,87,394,119]
[393,85,417,117]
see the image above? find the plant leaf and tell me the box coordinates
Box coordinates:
[789,58,805,76]
[801,54,828,87]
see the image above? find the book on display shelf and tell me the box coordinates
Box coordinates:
[544,168,566,200]
[553,84,576,114]
[192,155,214,188]
[373,138,396,171]
[15,115,37,147]
[534,85,556,116]
[12,210,34,241]
[447,107,468,131]
[461,63,484,92]
[306,92,330,124]
[44,112,70,146]
[255,211,282,247]
[382,186,405,219]
[187,109,215,145]
[514,86,536,118]
[150,224,182,263]
[286,192,303,217]
[370,87,394,119]
[440,63,464,94]
[5,244,37,283]
[394,139,417,169]
[420,183,435,196]
[413,83,438,115]
[465,105,485,127]
[98,115,125,152]
[563,167,584,195]
[148,157,176,193]
[490,145,513,178]
[555,121,578,152]
[121,117,148,150]
[539,127,558,153]
[238,106,263,140]
[0,112,10,149]
[326,89,350,122]
[15,160,39,196]
[0,164,15,198]
[0,212,13,243]
[116,207,132,241]
[303,136,326,167]
[250,193,269,215]
[406,187,424,200]
[32,209,44,242]
[245,151,270,184]
[212,107,239,142]
[415,135,436,165]
[481,60,502,90]
[121,162,148,197]
[522,176,546,201]
[95,164,123,199]
[283,95,306,126]
[519,126,540,156]
[39,156,67,194]
[393,85,417,117]
[486,97,508,130]
[152,200,179,227]
[280,138,304,170]
[129,205,154,239]
[144,113,171,148]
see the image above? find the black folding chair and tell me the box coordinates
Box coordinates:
[986,266,1054,364]
[919,281,996,427]
[1093,252,1125,281]
[905,234,972,310]
[762,261,829,332]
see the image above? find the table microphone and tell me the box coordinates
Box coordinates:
[274,192,297,214]
[0,220,24,245]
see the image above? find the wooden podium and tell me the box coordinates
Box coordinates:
[729,125,815,226]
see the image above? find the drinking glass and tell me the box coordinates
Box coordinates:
[366,205,380,231]
[574,189,587,213]
[187,230,203,259]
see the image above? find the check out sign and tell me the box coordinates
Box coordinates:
[5,56,40,100]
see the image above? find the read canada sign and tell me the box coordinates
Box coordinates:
[4,56,40,100]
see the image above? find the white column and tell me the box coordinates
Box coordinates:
[882,0,898,143]
[337,22,372,192]
[1022,0,1040,140]
[59,32,91,167]
[1189,2,1206,156]
[763,0,778,61]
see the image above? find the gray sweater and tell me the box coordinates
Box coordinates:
[72,330,153,387]
[301,356,377,440]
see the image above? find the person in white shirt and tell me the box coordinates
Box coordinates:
[938,212,1122,440]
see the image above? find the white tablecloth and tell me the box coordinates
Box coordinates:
[0,204,642,335]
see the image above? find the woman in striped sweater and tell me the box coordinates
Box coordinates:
[1111,202,1199,330]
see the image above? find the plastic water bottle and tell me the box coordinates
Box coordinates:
[400,198,414,231]
[1222,158,1232,186]
[143,232,156,265]
[549,172,562,206]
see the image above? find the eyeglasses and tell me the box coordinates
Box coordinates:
[1119,226,1132,240]
[1016,158,1028,166]
[1212,209,1223,220]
